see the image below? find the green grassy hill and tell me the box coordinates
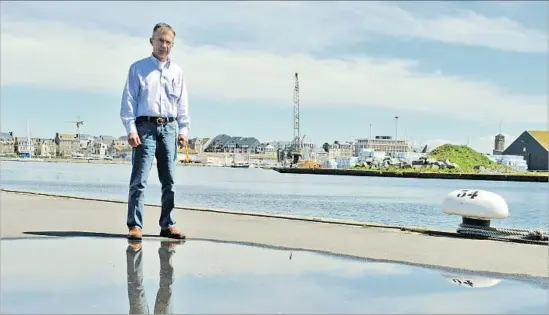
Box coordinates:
[427,144,503,173]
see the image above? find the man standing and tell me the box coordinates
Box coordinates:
[120,22,189,241]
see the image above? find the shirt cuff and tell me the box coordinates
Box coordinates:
[125,121,137,135]
[178,126,188,137]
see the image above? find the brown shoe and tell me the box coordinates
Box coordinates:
[127,226,143,241]
[127,242,142,251]
[159,226,186,239]
[160,240,186,250]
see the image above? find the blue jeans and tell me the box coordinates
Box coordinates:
[127,120,178,230]
[126,242,175,314]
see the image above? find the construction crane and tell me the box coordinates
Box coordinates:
[66,116,84,139]
[182,142,192,163]
[291,72,302,165]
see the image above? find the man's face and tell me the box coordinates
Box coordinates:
[151,29,174,61]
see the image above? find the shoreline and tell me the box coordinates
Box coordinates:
[274,167,549,182]
[1,190,547,278]
[0,158,275,168]
[0,158,131,165]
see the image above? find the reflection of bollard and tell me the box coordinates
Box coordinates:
[442,189,509,228]
[441,273,502,289]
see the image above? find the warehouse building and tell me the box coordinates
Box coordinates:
[502,130,548,171]
[355,136,409,155]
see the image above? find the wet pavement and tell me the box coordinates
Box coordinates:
[1,237,547,314]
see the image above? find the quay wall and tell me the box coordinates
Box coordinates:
[274,167,548,182]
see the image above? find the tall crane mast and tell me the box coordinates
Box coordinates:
[66,116,84,139]
[293,72,300,152]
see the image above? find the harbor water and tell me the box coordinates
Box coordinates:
[0,161,547,231]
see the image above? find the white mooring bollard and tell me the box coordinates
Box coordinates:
[441,189,509,227]
[442,189,548,243]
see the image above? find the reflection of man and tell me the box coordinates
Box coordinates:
[126,241,184,314]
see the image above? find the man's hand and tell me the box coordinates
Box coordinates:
[128,132,141,148]
[177,134,188,149]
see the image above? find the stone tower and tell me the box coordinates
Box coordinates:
[493,133,505,155]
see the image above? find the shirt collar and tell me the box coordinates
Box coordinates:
[150,54,171,69]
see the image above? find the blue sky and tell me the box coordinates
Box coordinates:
[1,1,547,152]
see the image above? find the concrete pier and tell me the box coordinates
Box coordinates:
[1,190,547,278]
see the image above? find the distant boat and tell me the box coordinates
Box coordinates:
[16,118,38,160]
[229,163,250,168]
[227,152,251,168]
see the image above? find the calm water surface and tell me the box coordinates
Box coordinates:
[1,237,547,314]
[0,161,547,230]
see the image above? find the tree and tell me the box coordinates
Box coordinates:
[322,142,330,152]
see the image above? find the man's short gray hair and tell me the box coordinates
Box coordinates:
[152,22,176,37]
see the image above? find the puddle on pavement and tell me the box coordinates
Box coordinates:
[0,237,547,314]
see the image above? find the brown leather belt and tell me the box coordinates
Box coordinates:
[136,116,175,124]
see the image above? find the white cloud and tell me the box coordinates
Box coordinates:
[2,1,546,53]
[356,7,548,53]
[1,238,408,291]
[1,19,546,126]
[1,1,547,126]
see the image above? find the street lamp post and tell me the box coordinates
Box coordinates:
[394,116,399,140]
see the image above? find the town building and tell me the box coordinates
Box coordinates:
[0,132,15,155]
[354,136,409,156]
[96,135,115,144]
[203,134,261,153]
[33,138,55,157]
[90,142,109,156]
[256,142,277,155]
[54,133,80,156]
[189,138,209,153]
[327,141,354,158]
[502,130,548,171]
[109,137,132,158]
[15,136,35,158]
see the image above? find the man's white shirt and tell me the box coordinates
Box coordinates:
[120,55,190,136]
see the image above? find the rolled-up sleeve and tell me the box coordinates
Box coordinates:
[177,72,190,136]
[120,64,139,135]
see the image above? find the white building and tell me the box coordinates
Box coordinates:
[92,142,108,156]
[328,141,354,158]
[16,137,35,158]
[487,154,528,172]
[256,143,277,155]
[355,136,409,156]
